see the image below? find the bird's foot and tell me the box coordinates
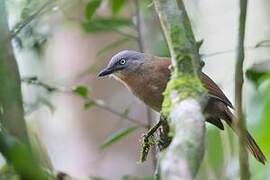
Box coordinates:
[139,120,163,163]
[139,117,171,163]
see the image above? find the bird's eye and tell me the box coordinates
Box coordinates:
[119,58,126,65]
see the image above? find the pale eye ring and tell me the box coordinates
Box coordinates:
[119,58,126,65]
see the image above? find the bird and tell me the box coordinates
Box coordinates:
[98,50,266,164]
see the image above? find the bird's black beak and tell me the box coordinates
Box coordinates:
[98,67,114,77]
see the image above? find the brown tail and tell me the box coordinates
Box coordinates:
[245,132,266,164]
[224,108,266,164]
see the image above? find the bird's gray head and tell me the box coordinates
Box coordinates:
[98,50,145,77]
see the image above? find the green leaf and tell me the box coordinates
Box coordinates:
[83,17,133,33]
[0,131,46,179]
[109,0,125,14]
[246,60,270,87]
[73,86,89,98]
[100,126,138,150]
[85,0,102,20]
[84,100,96,109]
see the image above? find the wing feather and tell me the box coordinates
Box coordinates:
[161,57,233,108]
[200,72,233,108]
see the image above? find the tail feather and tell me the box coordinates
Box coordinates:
[224,108,266,164]
[246,132,266,164]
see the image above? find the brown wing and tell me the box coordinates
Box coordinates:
[161,57,233,108]
[200,72,233,108]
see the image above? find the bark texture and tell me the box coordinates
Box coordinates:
[153,0,207,179]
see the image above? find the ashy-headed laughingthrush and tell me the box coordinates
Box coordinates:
[98,50,266,164]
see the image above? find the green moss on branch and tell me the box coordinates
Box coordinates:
[161,73,205,117]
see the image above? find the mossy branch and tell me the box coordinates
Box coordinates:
[153,0,207,178]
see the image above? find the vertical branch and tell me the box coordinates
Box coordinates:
[153,0,207,178]
[0,0,27,141]
[135,0,144,53]
[235,0,250,179]
[0,1,46,179]
[134,0,157,169]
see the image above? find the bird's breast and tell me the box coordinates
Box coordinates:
[115,60,171,112]
[127,78,165,112]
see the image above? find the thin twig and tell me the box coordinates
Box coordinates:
[135,0,145,52]
[201,43,270,59]
[235,0,250,179]
[22,77,57,92]
[93,99,147,127]
[22,77,147,128]
[134,0,153,128]
[111,28,138,40]
[11,0,55,38]
[134,0,157,169]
